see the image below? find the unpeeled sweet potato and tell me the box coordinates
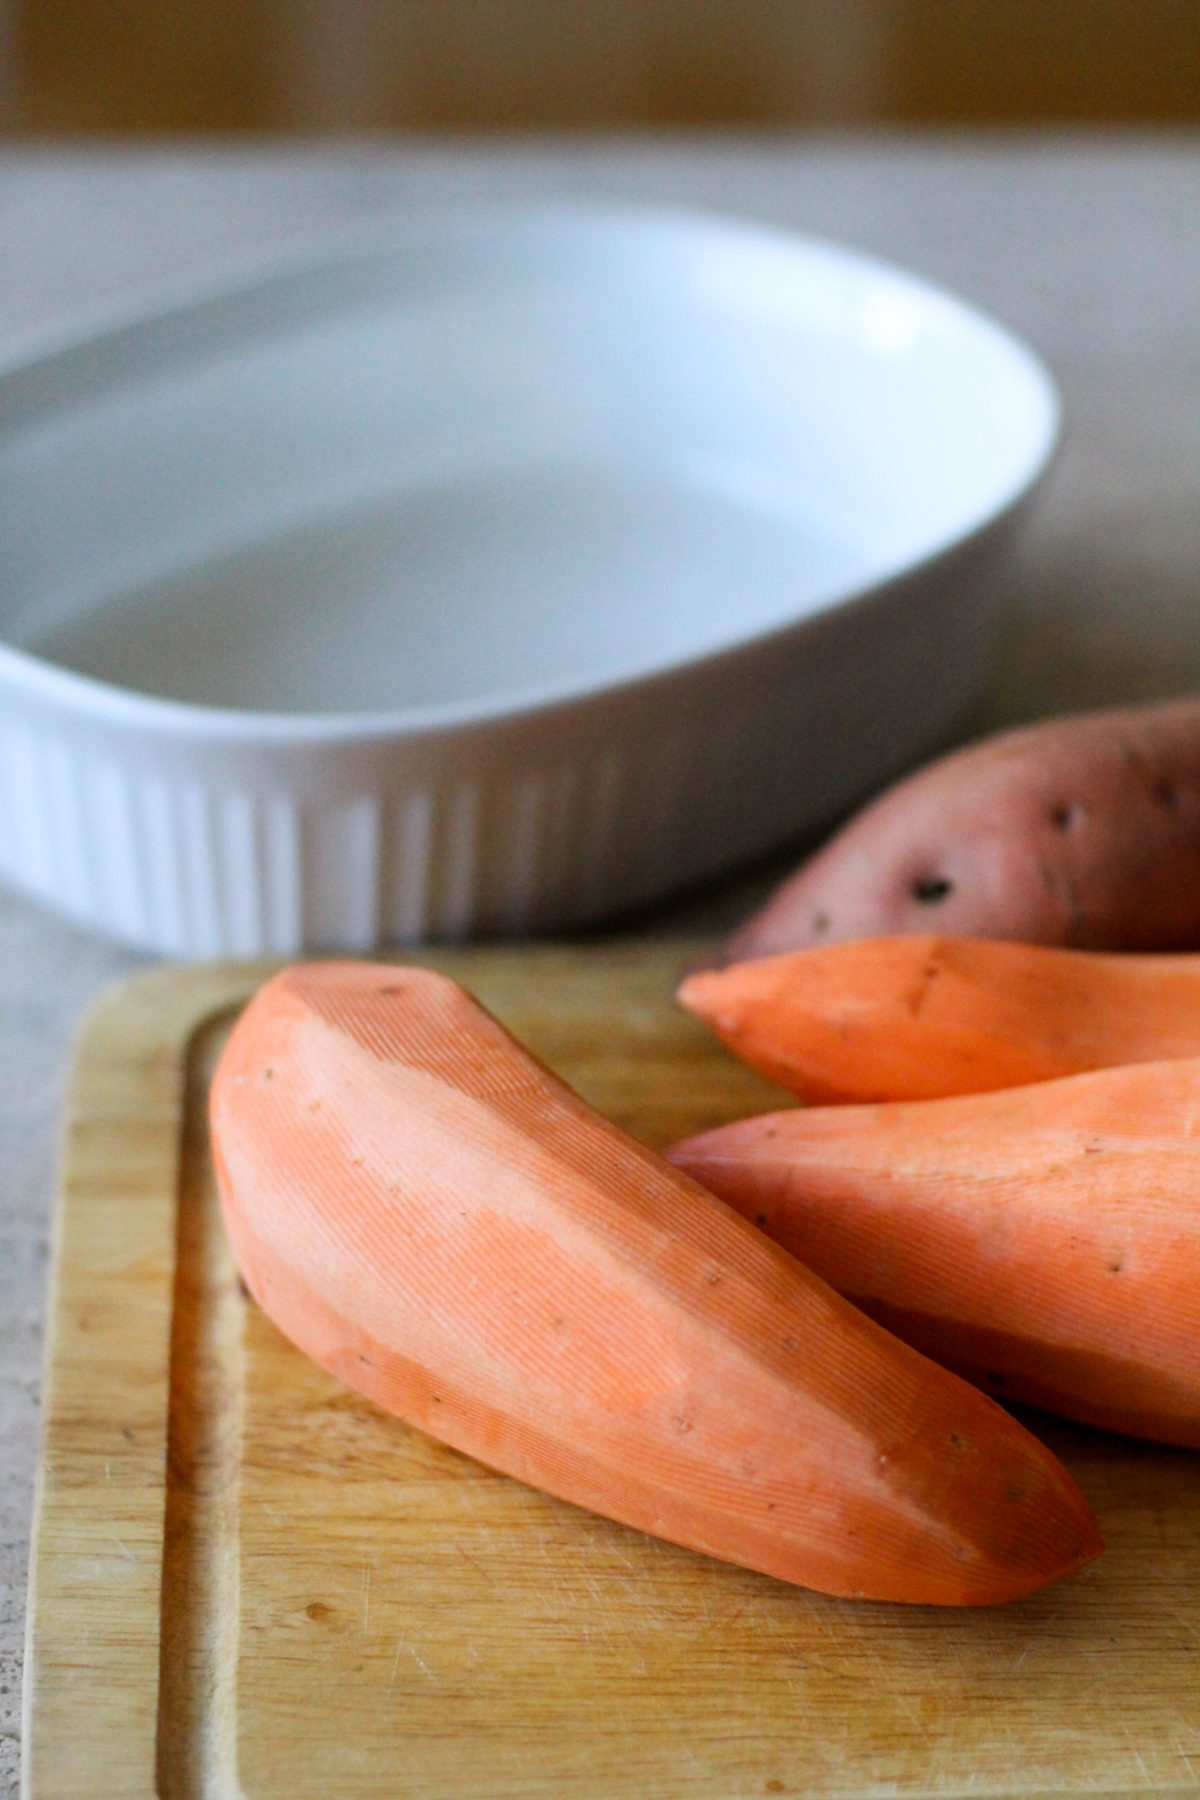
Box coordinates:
[724,696,1200,963]
[210,960,1101,1606]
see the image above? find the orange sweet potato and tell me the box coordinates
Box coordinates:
[211,961,1100,1606]
[724,696,1200,963]
[678,935,1200,1104]
[670,1059,1200,1446]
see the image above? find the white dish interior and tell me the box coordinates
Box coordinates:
[0,207,1056,722]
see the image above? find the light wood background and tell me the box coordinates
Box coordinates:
[7,0,1200,135]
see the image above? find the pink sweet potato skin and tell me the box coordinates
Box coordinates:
[725,697,1200,963]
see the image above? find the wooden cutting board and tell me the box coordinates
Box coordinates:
[23,941,1200,1800]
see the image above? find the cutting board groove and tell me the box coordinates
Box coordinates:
[23,943,1200,1799]
[157,1021,244,1800]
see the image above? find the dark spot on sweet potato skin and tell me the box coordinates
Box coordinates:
[912,876,953,905]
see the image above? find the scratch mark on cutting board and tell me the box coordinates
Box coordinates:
[387,1628,436,1686]
[893,1692,920,1729]
[1170,1724,1200,1780]
[361,1563,371,1634]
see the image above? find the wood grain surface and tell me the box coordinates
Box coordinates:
[23,942,1200,1798]
[13,0,1200,135]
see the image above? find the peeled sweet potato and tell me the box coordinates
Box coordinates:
[678,935,1200,1104]
[724,696,1200,963]
[670,1056,1200,1447]
[211,961,1101,1606]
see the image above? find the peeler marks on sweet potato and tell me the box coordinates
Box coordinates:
[210,961,1101,1607]
[670,1057,1200,1447]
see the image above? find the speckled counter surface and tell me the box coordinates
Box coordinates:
[2,135,1198,1791]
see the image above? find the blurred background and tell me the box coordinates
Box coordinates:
[3,0,1199,136]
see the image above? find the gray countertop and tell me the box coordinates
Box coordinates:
[2,135,1199,1790]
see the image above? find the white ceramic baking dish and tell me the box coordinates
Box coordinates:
[0,203,1058,957]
